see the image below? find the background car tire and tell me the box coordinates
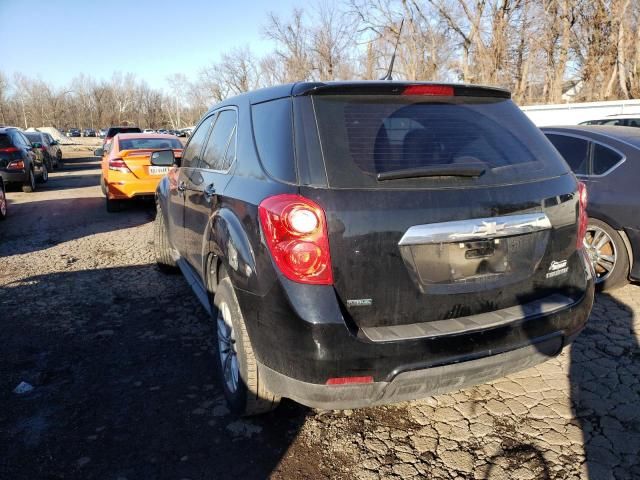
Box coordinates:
[37,162,49,183]
[56,151,63,168]
[584,218,630,291]
[154,205,178,273]
[105,196,122,213]
[22,169,36,193]
[0,181,7,220]
[213,272,280,416]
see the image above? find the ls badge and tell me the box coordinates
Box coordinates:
[546,259,569,278]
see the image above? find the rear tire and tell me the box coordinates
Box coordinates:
[584,218,630,291]
[100,176,107,196]
[213,272,280,416]
[56,151,63,168]
[154,204,178,273]
[37,161,49,183]
[0,180,7,220]
[22,169,36,193]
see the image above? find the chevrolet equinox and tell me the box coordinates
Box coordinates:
[153,82,595,416]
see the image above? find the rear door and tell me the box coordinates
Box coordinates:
[296,90,583,331]
[168,118,214,257]
[184,108,237,278]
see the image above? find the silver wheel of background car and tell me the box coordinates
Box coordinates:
[584,225,617,284]
[217,301,240,393]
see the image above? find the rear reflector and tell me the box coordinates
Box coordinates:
[402,85,454,96]
[326,376,374,386]
[576,182,588,249]
[0,147,19,153]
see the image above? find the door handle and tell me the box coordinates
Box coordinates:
[177,181,186,192]
[204,183,216,198]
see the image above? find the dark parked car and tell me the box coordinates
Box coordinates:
[67,128,81,138]
[83,128,96,137]
[25,131,62,169]
[0,126,48,192]
[543,125,640,290]
[0,176,6,220]
[154,81,594,415]
[103,126,142,146]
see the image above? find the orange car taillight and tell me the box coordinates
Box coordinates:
[576,181,588,249]
[259,194,333,285]
[108,158,130,173]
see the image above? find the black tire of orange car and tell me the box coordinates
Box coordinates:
[154,204,179,273]
[100,176,107,196]
[105,196,122,213]
[0,180,7,220]
[586,218,630,291]
[213,270,280,416]
[22,169,36,193]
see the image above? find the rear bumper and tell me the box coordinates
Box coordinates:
[107,177,161,199]
[238,258,594,409]
[0,170,28,184]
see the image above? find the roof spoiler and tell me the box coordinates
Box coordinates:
[291,82,511,99]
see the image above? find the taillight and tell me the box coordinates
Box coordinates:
[326,376,374,386]
[259,194,333,285]
[7,160,25,170]
[577,182,588,249]
[108,158,130,173]
[0,147,19,153]
[402,85,454,96]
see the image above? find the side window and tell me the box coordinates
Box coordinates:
[181,116,214,168]
[252,98,296,183]
[200,110,237,171]
[592,143,623,175]
[546,134,590,175]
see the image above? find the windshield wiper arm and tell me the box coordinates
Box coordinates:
[377,163,486,181]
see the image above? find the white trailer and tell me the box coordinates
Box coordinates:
[519,100,640,127]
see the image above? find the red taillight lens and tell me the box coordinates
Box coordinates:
[259,194,333,285]
[326,376,374,386]
[7,160,25,170]
[108,158,130,173]
[577,182,588,249]
[402,85,454,96]
[0,147,19,153]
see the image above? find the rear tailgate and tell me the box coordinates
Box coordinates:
[120,149,181,179]
[295,86,585,330]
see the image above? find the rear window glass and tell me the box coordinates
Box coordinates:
[25,133,41,142]
[311,95,568,188]
[252,98,296,183]
[107,127,142,137]
[0,134,12,148]
[118,137,183,150]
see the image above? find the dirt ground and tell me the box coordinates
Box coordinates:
[1,156,639,480]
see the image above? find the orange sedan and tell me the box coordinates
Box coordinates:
[97,133,183,212]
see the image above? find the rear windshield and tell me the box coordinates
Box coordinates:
[310,95,569,188]
[0,134,12,148]
[118,137,183,150]
[107,127,142,137]
[25,133,41,142]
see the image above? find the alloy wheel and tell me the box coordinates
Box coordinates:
[583,225,617,284]
[217,301,239,393]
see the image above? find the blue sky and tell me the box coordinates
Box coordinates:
[0,0,300,90]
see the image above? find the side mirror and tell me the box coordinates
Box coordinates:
[94,148,104,157]
[150,149,175,166]
[32,142,42,149]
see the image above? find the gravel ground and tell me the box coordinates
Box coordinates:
[1,156,639,480]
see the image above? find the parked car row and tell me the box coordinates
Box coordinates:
[0,126,53,194]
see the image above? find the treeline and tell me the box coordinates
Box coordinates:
[1,0,639,130]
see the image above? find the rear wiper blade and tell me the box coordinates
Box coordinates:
[377,163,487,181]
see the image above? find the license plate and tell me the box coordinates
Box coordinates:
[149,166,169,175]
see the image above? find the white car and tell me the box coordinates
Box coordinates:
[143,129,156,134]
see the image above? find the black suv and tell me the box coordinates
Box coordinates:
[0,127,47,192]
[153,82,595,415]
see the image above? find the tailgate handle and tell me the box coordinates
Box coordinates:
[399,213,552,246]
